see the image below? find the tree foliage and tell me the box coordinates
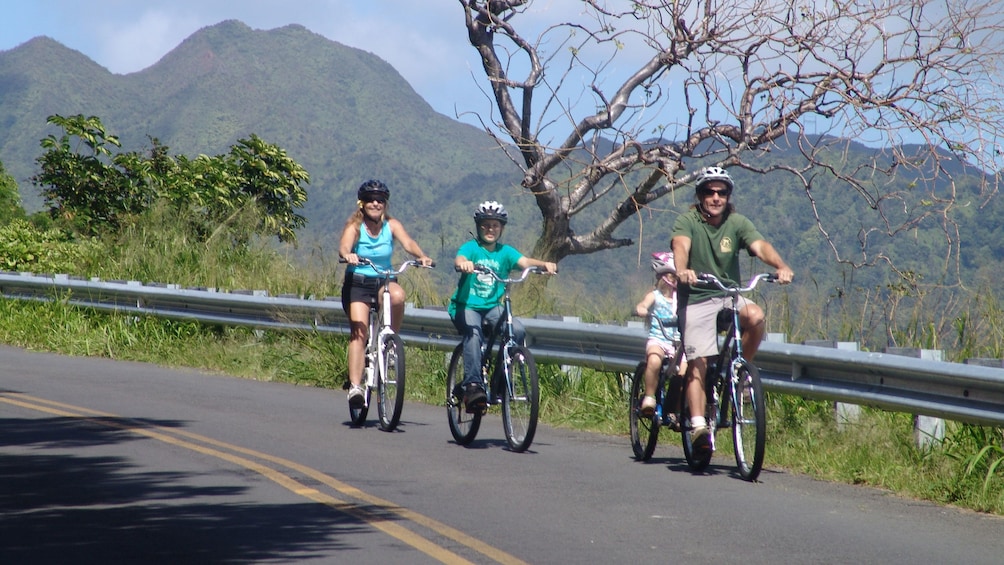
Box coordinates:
[31,114,309,242]
[460,0,1004,280]
[0,160,25,225]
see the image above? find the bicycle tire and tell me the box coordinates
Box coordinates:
[377,333,406,432]
[446,343,481,445]
[501,344,539,452]
[680,385,713,471]
[732,361,766,481]
[348,381,370,427]
[628,361,660,461]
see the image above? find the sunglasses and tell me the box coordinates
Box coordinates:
[698,187,731,197]
[361,196,387,204]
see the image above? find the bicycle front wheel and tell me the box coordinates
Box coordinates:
[732,361,766,481]
[377,333,406,432]
[680,385,712,471]
[446,343,481,445]
[501,345,539,453]
[349,381,370,427]
[629,361,659,461]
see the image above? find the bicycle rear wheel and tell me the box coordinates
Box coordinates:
[629,362,660,461]
[377,333,406,432]
[680,384,713,471]
[446,343,481,445]
[501,345,539,452]
[732,361,766,481]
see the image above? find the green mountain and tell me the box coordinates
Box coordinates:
[0,21,527,253]
[1,20,1002,329]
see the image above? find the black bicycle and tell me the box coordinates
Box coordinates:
[679,272,776,481]
[446,265,548,452]
[629,319,686,461]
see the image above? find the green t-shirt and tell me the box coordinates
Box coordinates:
[671,208,764,303]
[448,239,524,317]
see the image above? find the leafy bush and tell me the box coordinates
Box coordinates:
[0,219,101,274]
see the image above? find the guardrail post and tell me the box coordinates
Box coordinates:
[965,358,1004,369]
[886,347,946,448]
[804,340,862,430]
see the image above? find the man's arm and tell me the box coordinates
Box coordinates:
[749,240,794,284]
[672,235,697,286]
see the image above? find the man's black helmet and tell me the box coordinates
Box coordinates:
[357,179,390,200]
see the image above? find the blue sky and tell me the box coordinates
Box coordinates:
[0,1,542,125]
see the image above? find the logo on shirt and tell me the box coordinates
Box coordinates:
[720,236,734,254]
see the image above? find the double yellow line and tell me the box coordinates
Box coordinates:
[0,392,527,565]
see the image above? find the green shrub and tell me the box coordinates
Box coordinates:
[0,219,102,274]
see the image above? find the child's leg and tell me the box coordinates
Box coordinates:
[643,342,665,397]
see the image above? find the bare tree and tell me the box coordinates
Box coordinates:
[460,0,1004,278]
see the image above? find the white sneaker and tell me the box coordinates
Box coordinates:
[691,425,712,453]
[348,385,365,408]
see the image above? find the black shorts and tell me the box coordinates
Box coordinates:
[340,272,393,315]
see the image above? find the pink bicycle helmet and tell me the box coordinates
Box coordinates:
[651,251,675,275]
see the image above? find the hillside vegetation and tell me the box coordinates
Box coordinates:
[2,20,1004,353]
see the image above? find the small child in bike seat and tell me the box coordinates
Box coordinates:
[634,251,687,421]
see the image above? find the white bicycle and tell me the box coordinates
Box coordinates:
[343,258,433,431]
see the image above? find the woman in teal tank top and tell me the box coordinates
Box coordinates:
[338,180,433,410]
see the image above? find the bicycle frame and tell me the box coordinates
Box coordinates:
[476,266,539,403]
[362,277,396,399]
[699,272,774,430]
[689,272,776,479]
[355,258,429,404]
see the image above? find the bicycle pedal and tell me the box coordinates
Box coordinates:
[465,401,487,415]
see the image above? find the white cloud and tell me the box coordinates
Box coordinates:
[96,10,202,74]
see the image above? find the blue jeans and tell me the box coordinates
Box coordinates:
[452,306,526,388]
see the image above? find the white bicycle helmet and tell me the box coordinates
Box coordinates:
[696,166,734,195]
[473,200,509,225]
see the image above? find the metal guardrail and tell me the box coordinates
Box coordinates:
[2,271,1004,426]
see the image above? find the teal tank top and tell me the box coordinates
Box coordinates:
[351,222,393,277]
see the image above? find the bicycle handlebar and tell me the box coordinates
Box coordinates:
[695,272,777,294]
[339,257,436,276]
[454,264,554,284]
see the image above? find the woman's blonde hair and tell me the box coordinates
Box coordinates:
[343,201,393,230]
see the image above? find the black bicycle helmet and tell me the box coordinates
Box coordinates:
[357,179,390,200]
[473,200,508,225]
[695,166,734,195]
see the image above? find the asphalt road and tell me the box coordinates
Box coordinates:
[1,345,1002,564]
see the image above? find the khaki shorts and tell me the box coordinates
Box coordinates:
[681,296,755,359]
